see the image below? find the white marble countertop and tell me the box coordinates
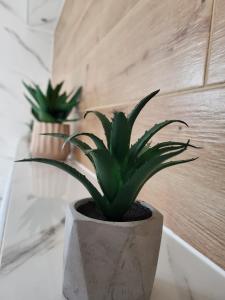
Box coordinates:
[0,137,224,300]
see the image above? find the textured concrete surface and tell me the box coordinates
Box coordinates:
[63,198,163,300]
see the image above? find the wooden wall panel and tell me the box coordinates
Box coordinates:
[54,0,140,78]
[53,0,213,108]
[53,0,225,269]
[207,0,225,84]
[76,89,225,269]
[54,0,93,58]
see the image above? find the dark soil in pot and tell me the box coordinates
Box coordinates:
[76,200,152,222]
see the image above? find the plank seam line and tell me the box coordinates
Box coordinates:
[80,80,225,111]
[203,0,216,85]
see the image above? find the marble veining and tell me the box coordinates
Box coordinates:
[28,0,64,32]
[19,196,65,233]
[31,0,51,13]
[0,1,27,23]
[1,218,64,275]
[0,1,15,15]
[0,81,18,97]
[0,138,224,300]
[166,246,195,300]
[4,26,50,72]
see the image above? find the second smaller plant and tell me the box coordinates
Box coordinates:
[23,80,82,123]
[23,79,82,160]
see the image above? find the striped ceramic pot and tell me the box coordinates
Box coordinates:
[30,121,70,160]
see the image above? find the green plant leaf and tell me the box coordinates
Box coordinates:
[52,81,64,100]
[52,89,80,119]
[23,79,82,123]
[110,112,130,162]
[129,120,188,160]
[136,140,198,167]
[46,80,53,100]
[84,111,112,148]
[147,140,200,150]
[87,149,122,202]
[25,91,54,123]
[41,133,69,139]
[24,95,39,112]
[127,89,160,129]
[38,111,56,122]
[66,86,82,111]
[66,132,107,150]
[16,158,109,212]
[113,156,198,218]
[56,92,67,105]
[126,141,192,178]
[23,82,39,104]
[31,108,40,121]
[41,133,92,155]
[55,81,64,94]
[34,85,48,112]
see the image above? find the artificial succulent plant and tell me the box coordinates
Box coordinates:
[23,80,82,123]
[18,89,199,221]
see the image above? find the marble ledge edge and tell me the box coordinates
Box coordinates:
[0,166,14,265]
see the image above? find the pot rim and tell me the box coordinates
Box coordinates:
[33,120,70,127]
[68,198,162,227]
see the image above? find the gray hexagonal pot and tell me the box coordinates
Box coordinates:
[63,198,163,300]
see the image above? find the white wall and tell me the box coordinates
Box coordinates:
[0,0,63,201]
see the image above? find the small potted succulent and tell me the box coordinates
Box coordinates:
[23,80,82,160]
[18,90,198,300]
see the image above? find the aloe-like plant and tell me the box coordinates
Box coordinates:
[23,80,82,123]
[18,90,199,221]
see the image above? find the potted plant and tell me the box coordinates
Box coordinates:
[23,80,82,160]
[18,89,198,300]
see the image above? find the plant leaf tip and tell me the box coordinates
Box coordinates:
[189,156,199,162]
[15,159,28,163]
[84,111,90,119]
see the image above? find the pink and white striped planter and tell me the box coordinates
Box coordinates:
[30,122,70,160]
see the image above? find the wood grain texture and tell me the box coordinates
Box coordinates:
[54,0,93,58]
[53,0,213,108]
[76,88,225,269]
[53,0,225,269]
[53,0,140,79]
[207,0,225,84]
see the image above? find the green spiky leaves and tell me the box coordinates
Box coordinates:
[23,80,82,123]
[18,89,199,221]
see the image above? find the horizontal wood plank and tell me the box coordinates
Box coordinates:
[53,0,93,74]
[54,0,140,80]
[54,0,213,108]
[207,0,225,84]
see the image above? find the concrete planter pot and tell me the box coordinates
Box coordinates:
[63,198,163,300]
[30,121,70,160]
